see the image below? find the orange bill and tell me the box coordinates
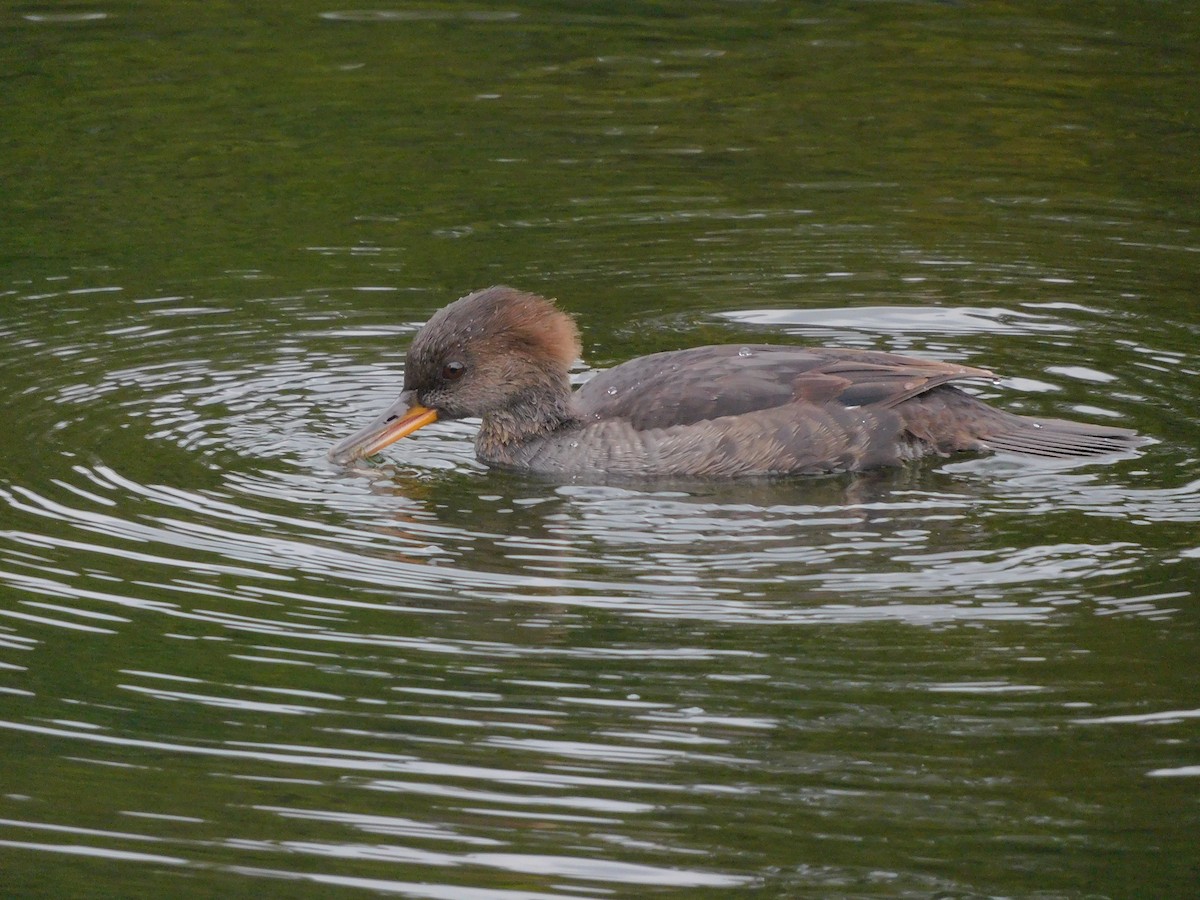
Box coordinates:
[328,397,438,463]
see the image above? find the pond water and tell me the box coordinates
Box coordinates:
[2,2,1198,897]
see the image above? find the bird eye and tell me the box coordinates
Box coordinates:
[441,361,466,382]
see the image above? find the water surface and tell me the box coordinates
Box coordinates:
[2,2,1198,897]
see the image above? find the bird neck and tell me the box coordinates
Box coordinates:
[476,380,579,466]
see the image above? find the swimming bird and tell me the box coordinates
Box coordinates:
[328,286,1144,478]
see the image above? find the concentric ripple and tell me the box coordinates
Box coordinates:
[2,269,1197,897]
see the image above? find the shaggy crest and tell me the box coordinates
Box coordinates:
[415,285,580,373]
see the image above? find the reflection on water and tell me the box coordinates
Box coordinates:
[3,1,1199,897]
[3,275,1197,896]
[720,303,1078,341]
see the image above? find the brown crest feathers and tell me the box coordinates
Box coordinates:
[455,286,581,371]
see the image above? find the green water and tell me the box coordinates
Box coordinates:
[2,2,1198,897]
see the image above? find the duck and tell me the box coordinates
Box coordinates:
[328,286,1144,478]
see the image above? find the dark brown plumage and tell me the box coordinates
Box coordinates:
[328,286,1145,478]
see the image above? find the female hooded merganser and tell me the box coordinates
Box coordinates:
[329,286,1143,478]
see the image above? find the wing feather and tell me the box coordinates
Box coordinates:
[574,345,995,429]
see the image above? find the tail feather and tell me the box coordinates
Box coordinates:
[979,415,1146,459]
[899,387,1148,461]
